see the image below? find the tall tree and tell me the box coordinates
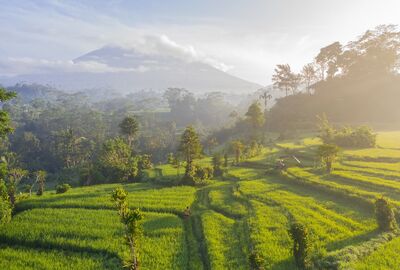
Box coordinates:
[119,116,139,148]
[230,140,244,165]
[301,63,317,94]
[98,138,137,182]
[259,90,272,111]
[245,102,265,140]
[179,126,202,166]
[272,64,293,97]
[0,87,17,137]
[245,102,265,130]
[315,41,342,80]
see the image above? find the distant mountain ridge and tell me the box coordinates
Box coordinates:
[1,45,262,94]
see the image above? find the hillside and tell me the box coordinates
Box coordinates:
[2,131,400,269]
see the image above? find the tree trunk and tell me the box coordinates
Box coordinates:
[326,161,332,173]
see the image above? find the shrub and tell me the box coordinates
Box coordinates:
[212,153,224,177]
[289,222,310,269]
[249,251,265,270]
[111,187,143,269]
[182,164,213,185]
[56,184,71,194]
[0,180,8,202]
[195,165,213,182]
[0,198,11,225]
[317,144,340,173]
[318,116,376,148]
[375,197,397,231]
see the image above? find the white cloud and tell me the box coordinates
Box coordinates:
[0,57,148,76]
[108,34,233,72]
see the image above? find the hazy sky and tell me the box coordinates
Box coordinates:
[1,0,400,85]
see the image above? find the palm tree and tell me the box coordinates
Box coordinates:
[259,90,272,111]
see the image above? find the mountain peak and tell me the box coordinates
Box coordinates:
[2,43,262,94]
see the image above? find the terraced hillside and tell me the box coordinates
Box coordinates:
[2,132,400,269]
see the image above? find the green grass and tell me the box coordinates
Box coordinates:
[376,131,400,149]
[348,236,400,269]
[247,200,295,269]
[0,208,188,270]
[344,148,400,161]
[342,160,400,173]
[201,210,249,269]
[16,183,196,214]
[0,246,114,270]
[5,131,400,269]
[208,182,247,218]
[239,179,375,251]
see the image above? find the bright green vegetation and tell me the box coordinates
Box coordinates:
[16,183,196,214]
[376,131,400,149]
[3,131,400,269]
[348,237,400,269]
[201,211,249,269]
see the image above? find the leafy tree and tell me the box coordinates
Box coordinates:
[111,187,143,270]
[272,64,293,97]
[53,128,94,169]
[289,222,310,269]
[119,116,139,148]
[6,168,28,207]
[212,153,223,177]
[375,197,397,231]
[246,102,265,130]
[231,140,244,165]
[317,114,335,144]
[301,63,317,94]
[98,138,137,182]
[205,137,218,154]
[223,153,229,168]
[137,154,152,179]
[315,41,342,80]
[317,144,340,173]
[272,64,301,96]
[194,165,213,183]
[35,170,47,196]
[0,87,17,137]
[179,126,202,178]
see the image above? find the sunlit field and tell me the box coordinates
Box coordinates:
[2,5,400,268]
[0,131,399,269]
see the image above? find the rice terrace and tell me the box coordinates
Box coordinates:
[1,130,400,269]
[2,1,400,269]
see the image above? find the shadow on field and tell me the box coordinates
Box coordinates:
[326,229,380,251]
[268,257,297,270]
[14,193,111,212]
[0,235,122,269]
[143,215,181,237]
